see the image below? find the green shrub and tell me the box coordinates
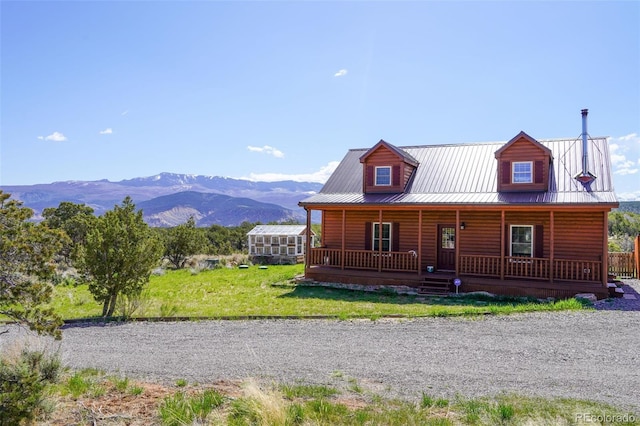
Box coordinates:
[67,372,90,398]
[160,303,179,317]
[280,383,339,400]
[0,349,61,426]
[158,390,224,425]
[158,392,192,426]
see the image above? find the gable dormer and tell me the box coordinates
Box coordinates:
[360,139,419,194]
[495,131,553,192]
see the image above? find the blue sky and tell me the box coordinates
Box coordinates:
[1,1,639,199]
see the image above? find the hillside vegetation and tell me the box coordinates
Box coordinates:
[608,209,640,252]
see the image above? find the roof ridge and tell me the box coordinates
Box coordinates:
[347,136,610,151]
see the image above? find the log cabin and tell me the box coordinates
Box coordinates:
[299,110,619,299]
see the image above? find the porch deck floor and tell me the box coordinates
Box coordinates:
[304,265,608,298]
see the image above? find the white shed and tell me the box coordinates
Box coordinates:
[247,225,316,264]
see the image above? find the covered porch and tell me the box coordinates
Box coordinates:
[303,205,611,298]
[308,248,603,283]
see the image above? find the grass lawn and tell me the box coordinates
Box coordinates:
[50,264,588,320]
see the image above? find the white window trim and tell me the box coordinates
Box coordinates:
[512,161,533,184]
[375,166,392,186]
[509,224,533,258]
[373,222,392,252]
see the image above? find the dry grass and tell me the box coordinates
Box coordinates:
[26,370,638,426]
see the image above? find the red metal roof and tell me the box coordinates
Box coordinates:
[300,137,618,207]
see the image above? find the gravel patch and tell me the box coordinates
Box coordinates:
[2,287,639,413]
[595,278,640,311]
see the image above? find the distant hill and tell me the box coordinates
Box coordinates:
[138,191,299,227]
[615,201,640,214]
[0,172,322,226]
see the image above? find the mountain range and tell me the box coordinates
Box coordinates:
[0,173,323,227]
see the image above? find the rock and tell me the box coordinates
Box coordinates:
[574,293,597,303]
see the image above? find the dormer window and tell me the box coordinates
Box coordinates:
[495,132,552,192]
[512,162,533,183]
[375,166,392,186]
[360,140,419,193]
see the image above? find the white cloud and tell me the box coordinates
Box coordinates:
[121,110,129,116]
[247,145,285,158]
[38,132,67,142]
[334,69,348,77]
[608,134,640,176]
[244,161,340,184]
[99,128,113,135]
[614,165,638,175]
[617,133,638,142]
[616,190,640,201]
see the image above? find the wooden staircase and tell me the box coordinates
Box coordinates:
[417,276,452,295]
[607,280,625,298]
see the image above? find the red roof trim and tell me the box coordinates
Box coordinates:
[359,139,419,166]
[494,131,553,159]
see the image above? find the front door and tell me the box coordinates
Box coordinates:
[437,225,456,271]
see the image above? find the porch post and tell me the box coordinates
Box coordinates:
[500,210,505,281]
[341,209,346,270]
[549,211,554,283]
[378,209,383,272]
[635,235,640,279]
[602,211,609,286]
[305,207,311,273]
[418,210,423,275]
[455,209,460,276]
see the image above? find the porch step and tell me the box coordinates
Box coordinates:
[417,277,451,295]
[608,282,625,298]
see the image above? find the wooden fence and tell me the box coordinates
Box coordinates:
[608,235,640,279]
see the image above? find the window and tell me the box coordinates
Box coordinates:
[441,227,455,249]
[288,236,296,245]
[512,162,533,183]
[271,236,279,245]
[256,236,263,244]
[510,225,533,257]
[373,222,392,251]
[288,247,296,255]
[271,246,279,255]
[375,166,391,186]
[256,247,263,255]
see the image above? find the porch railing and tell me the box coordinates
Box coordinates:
[459,254,601,282]
[310,248,602,282]
[460,255,501,277]
[309,248,418,272]
[504,257,549,280]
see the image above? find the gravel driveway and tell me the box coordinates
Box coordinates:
[2,282,639,413]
